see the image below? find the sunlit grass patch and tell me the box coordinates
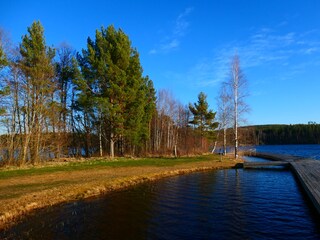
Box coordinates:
[0,155,222,180]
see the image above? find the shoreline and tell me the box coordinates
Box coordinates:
[0,157,242,231]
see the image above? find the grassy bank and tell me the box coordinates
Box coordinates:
[0,155,221,179]
[0,154,242,230]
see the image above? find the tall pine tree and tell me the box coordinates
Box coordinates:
[0,36,9,115]
[19,21,56,164]
[0,43,7,68]
[76,25,155,157]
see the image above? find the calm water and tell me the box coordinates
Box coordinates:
[250,144,320,160]
[2,145,320,239]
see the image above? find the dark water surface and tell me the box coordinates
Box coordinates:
[2,162,320,239]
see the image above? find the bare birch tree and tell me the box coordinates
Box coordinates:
[226,54,249,158]
[216,83,232,155]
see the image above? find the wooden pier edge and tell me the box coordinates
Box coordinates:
[290,163,320,214]
[243,151,320,215]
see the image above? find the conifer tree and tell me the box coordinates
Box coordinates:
[77,25,156,157]
[189,92,218,150]
[0,36,9,115]
[139,76,156,150]
[55,45,76,130]
[53,45,78,157]
[0,43,7,68]
[19,21,55,164]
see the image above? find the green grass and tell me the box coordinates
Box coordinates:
[0,155,220,180]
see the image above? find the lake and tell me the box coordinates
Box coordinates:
[1,145,320,239]
[246,144,320,160]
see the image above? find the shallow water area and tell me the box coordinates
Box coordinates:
[2,159,320,239]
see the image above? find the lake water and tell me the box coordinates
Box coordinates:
[246,144,320,160]
[1,145,320,239]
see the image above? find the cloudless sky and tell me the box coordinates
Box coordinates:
[1,0,320,125]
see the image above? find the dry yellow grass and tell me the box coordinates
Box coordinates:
[0,155,242,230]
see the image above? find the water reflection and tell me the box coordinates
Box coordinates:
[2,168,320,239]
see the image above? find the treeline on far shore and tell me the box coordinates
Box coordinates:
[238,123,320,145]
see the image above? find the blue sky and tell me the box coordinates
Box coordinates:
[1,0,320,125]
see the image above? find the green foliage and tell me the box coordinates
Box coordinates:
[189,92,218,141]
[19,21,55,93]
[18,21,56,164]
[76,25,156,155]
[0,86,10,115]
[0,45,7,68]
[0,36,9,115]
[55,47,77,120]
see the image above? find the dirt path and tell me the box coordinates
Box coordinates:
[0,158,242,230]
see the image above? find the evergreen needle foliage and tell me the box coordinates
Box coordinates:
[75,25,156,158]
[189,92,219,148]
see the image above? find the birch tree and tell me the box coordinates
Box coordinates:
[216,83,231,155]
[226,54,249,158]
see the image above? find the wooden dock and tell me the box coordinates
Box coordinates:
[243,152,320,214]
[290,159,320,214]
[243,161,290,168]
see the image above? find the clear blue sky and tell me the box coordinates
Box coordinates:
[1,0,320,125]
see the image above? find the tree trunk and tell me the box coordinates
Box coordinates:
[110,132,114,158]
[223,127,227,155]
[99,119,103,157]
[22,133,30,165]
[234,70,238,159]
[174,144,177,158]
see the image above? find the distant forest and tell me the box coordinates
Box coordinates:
[239,124,320,145]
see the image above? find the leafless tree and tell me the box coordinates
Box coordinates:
[225,54,249,158]
[150,89,193,156]
[152,89,178,154]
[216,82,232,155]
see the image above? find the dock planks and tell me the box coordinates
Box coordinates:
[243,161,290,168]
[244,152,320,214]
[290,160,320,214]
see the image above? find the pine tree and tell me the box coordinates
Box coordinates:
[76,25,156,157]
[189,92,218,151]
[0,37,9,115]
[139,76,156,151]
[19,21,55,164]
[53,45,78,157]
[0,43,7,68]
[55,45,76,130]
